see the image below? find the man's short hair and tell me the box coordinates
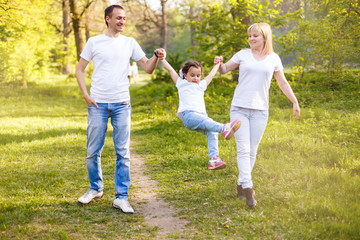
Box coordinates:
[104,5,124,27]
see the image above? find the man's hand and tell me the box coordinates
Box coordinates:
[155,48,166,60]
[84,94,98,108]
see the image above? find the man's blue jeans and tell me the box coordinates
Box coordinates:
[86,102,131,199]
[181,110,224,159]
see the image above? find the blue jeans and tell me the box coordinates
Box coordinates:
[86,102,131,199]
[230,106,268,189]
[182,111,224,159]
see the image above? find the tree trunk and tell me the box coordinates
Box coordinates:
[69,0,85,61]
[160,0,167,49]
[62,0,71,74]
[189,5,196,47]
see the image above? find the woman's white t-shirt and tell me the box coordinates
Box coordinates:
[176,77,207,118]
[80,34,145,103]
[230,49,283,110]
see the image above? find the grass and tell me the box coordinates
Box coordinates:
[1,73,360,239]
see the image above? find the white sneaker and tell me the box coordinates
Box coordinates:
[78,189,103,204]
[112,198,134,213]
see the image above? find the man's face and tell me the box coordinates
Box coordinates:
[106,8,126,32]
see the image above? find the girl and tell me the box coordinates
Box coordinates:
[219,23,300,207]
[160,57,241,170]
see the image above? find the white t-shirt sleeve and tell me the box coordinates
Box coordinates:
[200,80,207,91]
[80,39,93,61]
[131,38,146,61]
[273,54,284,72]
[230,50,246,64]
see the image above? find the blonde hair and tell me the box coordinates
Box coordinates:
[247,23,273,55]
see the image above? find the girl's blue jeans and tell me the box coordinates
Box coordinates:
[181,110,224,159]
[86,102,131,199]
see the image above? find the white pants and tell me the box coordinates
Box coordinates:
[230,106,268,189]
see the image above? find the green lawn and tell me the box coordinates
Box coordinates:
[1,74,359,239]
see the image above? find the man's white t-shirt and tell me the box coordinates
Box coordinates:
[176,77,208,118]
[80,34,145,103]
[230,49,283,110]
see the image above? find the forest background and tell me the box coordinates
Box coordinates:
[1,0,360,239]
[1,0,359,84]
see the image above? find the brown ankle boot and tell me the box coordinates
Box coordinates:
[243,188,257,208]
[236,185,246,201]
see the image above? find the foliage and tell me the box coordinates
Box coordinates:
[190,0,301,68]
[0,0,62,85]
[277,0,360,78]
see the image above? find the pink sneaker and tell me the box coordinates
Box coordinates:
[222,119,241,140]
[208,156,226,170]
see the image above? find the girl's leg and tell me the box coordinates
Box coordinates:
[206,131,219,158]
[182,111,223,133]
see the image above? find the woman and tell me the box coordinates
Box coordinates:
[219,22,300,208]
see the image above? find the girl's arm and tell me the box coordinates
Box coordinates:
[274,70,300,119]
[160,59,179,84]
[203,63,220,86]
[203,56,223,85]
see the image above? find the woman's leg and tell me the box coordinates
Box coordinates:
[230,107,252,188]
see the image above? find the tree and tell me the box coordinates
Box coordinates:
[191,0,300,77]
[69,0,94,60]
[0,0,61,85]
[62,0,72,74]
[278,0,360,78]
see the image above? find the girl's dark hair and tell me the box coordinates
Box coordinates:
[104,5,124,27]
[181,60,202,78]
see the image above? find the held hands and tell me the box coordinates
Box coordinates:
[214,56,223,65]
[155,48,166,60]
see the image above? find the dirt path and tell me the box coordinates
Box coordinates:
[130,149,188,239]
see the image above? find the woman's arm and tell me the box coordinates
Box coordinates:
[274,70,300,119]
[160,59,179,84]
[219,60,239,74]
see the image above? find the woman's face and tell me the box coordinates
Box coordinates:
[184,66,202,84]
[248,30,265,51]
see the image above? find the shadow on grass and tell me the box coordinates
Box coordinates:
[0,128,86,145]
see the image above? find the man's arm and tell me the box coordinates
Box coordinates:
[75,58,98,108]
[137,48,166,74]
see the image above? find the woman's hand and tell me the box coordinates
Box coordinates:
[293,102,300,119]
[214,56,223,65]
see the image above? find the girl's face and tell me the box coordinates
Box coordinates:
[248,30,265,51]
[184,66,202,84]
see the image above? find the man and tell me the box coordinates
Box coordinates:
[75,4,165,213]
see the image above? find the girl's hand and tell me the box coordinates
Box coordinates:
[214,56,223,65]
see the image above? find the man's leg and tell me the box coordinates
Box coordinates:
[78,104,108,204]
[110,102,133,213]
